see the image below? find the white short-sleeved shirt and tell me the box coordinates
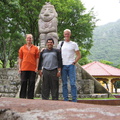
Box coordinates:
[57,41,79,65]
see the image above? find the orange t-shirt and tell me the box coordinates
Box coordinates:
[19,44,39,71]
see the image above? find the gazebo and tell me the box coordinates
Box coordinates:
[82,61,120,93]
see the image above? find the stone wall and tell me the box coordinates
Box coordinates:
[0,68,20,97]
[0,66,111,98]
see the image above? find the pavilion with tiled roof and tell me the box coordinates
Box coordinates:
[82,61,120,93]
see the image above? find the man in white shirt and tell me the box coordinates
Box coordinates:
[57,29,81,102]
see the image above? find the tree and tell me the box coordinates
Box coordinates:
[0,0,25,68]
[8,33,25,68]
[113,81,118,93]
[0,0,17,67]
[49,0,97,64]
[15,0,44,45]
[116,64,120,69]
[51,0,96,51]
[0,0,97,68]
[114,64,120,90]
[99,60,113,65]
[78,49,93,65]
[0,33,25,68]
[16,0,97,49]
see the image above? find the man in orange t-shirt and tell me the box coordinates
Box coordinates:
[18,34,39,99]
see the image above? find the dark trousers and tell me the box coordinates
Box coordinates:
[20,71,36,99]
[42,69,59,100]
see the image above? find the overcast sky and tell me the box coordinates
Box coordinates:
[81,0,120,26]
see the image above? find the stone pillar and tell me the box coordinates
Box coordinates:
[38,2,58,48]
[108,78,112,93]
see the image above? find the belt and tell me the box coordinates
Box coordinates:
[44,68,57,71]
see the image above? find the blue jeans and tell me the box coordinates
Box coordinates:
[62,64,77,102]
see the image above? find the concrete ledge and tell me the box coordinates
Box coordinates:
[114,95,120,98]
[78,99,120,105]
[78,93,108,98]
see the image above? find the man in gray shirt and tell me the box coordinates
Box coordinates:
[38,38,62,100]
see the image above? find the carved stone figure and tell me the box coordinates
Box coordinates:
[38,2,58,48]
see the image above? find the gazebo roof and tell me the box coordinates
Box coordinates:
[82,61,120,77]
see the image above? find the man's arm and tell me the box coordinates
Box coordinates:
[57,49,62,69]
[35,58,39,72]
[18,58,22,73]
[57,49,62,77]
[38,52,43,76]
[73,50,81,64]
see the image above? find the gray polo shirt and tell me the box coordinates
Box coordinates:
[38,48,61,70]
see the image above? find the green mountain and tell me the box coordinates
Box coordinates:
[88,19,120,65]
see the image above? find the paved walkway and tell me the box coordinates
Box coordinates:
[0,97,120,120]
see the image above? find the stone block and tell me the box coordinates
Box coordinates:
[77,79,94,94]
[83,79,94,94]
[78,93,108,98]
[0,68,20,97]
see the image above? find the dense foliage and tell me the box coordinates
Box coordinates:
[0,0,97,68]
[88,19,120,66]
[0,0,25,68]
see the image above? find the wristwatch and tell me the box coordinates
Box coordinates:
[73,62,76,65]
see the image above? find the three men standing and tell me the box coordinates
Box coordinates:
[19,29,80,102]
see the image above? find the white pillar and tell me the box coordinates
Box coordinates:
[108,78,112,93]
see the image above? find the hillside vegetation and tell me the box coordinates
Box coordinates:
[88,19,120,65]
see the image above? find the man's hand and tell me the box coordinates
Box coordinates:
[57,71,61,77]
[38,70,43,76]
[18,68,21,74]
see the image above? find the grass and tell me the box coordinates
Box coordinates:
[33,97,119,100]
[77,97,118,100]
[33,93,120,100]
[112,93,120,95]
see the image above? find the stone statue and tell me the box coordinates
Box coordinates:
[38,2,58,48]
